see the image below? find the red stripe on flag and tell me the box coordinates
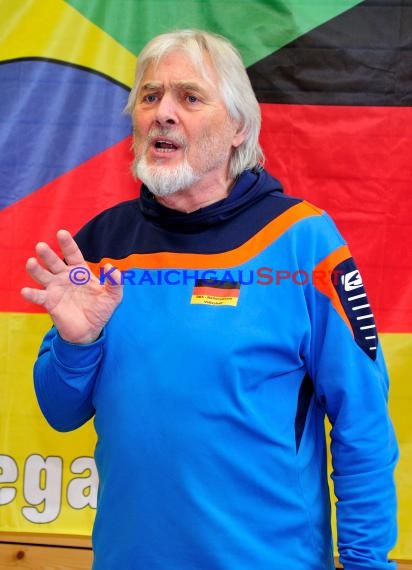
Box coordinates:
[192,286,240,297]
[260,104,412,333]
[0,137,137,313]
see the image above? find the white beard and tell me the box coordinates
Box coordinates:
[133,154,200,198]
[132,124,232,198]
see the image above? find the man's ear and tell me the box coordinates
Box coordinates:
[232,123,247,148]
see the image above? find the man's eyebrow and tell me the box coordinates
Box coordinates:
[140,81,163,92]
[172,80,206,93]
[140,80,207,94]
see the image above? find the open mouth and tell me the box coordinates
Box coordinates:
[153,139,179,152]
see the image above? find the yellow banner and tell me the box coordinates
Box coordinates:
[1,313,96,535]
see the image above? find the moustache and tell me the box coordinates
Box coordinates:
[146,128,188,149]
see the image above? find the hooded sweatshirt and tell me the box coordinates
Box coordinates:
[34,168,398,570]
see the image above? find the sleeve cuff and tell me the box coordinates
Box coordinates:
[51,329,105,370]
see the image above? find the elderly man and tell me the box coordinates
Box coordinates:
[22,30,397,570]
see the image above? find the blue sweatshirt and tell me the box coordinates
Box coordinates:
[34,169,398,570]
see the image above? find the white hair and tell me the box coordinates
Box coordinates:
[124,29,264,178]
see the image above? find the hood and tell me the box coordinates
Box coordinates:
[139,168,283,232]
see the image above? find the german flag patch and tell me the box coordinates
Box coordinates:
[190,279,241,307]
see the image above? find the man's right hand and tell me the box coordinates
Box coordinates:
[21,230,123,344]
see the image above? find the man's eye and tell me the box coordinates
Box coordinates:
[144,94,157,103]
[186,95,198,103]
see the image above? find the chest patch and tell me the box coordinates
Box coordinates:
[190,279,241,307]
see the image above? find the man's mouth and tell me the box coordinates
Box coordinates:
[153,139,180,153]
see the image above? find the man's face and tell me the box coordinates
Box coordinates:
[132,50,244,197]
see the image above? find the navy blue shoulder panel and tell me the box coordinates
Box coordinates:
[75,171,302,262]
[75,192,301,262]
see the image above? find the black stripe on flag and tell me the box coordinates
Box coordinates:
[248,0,412,106]
[195,279,241,290]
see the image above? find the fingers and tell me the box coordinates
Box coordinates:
[56,229,86,266]
[20,286,47,306]
[25,257,53,287]
[23,229,86,295]
[35,241,67,274]
[22,230,89,308]
[25,230,84,283]
[102,264,124,303]
[102,264,123,288]
[25,236,69,285]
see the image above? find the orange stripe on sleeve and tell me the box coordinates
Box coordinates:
[312,244,352,333]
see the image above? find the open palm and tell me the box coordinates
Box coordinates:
[21,230,123,344]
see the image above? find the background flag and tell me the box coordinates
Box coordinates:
[1,0,411,560]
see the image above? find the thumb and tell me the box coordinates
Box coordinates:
[99,263,123,286]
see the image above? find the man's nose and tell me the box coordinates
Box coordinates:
[155,94,178,127]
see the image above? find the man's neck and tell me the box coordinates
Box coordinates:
[155,175,235,213]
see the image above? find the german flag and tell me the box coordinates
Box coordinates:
[191,279,241,306]
[0,1,410,555]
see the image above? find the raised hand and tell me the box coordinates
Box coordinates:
[21,230,123,344]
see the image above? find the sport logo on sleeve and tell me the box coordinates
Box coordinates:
[333,259,378,360]
[342,269,363,292]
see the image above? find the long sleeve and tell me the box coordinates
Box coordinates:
[34,326,104,431]
[305,233,398,569]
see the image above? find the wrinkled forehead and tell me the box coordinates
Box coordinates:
[138,47,218,91]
